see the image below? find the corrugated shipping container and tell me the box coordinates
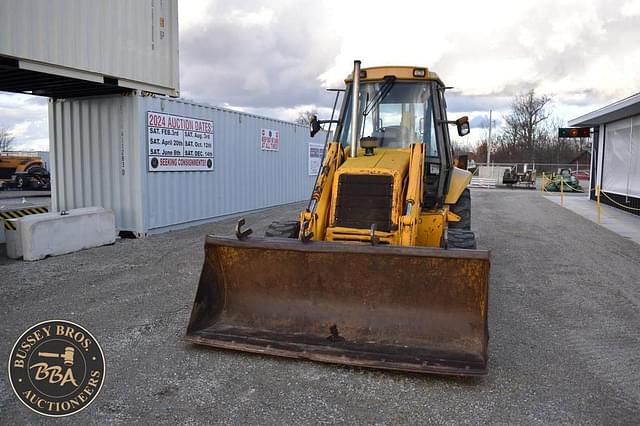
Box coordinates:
[0,0,179,96]
[49,92,324,236]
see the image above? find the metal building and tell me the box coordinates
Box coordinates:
[0,0,179,97]
[49,92,325,236]
[569,92,640,215]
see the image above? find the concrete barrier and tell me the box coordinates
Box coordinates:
[1,204,50,244]
[477,166,511,183]
[17,207,116,261]
[5,219,22,259]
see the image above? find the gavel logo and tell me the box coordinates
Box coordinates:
[9,320,106,417]
[38,346,75,366]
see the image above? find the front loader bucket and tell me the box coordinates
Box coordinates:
[186,236,490,376]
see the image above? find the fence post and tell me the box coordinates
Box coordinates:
[560,176,564,207]
[540,172,545,194]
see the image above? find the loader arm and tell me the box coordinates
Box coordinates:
[399,143,425,246]
[300,142,343,240]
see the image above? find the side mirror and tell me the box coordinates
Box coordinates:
[455,116,470,137]
[309,115,321,137]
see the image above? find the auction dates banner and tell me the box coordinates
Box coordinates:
[147,111,214,172]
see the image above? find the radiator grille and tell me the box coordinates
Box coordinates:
[334,174,394,232]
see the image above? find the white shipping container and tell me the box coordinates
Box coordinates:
[49,92,325,236]
[0,0,179,96]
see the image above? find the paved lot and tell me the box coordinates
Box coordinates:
[1,190,639,424]
[0,191,51,200]
[546,192,640,245]
[0,190,50,214]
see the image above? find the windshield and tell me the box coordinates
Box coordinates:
[339,82,438,156]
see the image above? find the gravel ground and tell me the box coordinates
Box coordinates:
[1,190,639,425]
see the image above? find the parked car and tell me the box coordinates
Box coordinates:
[572,170,590,180]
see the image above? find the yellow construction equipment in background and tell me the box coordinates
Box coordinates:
[0,152,50,190]
[186,62,491,376]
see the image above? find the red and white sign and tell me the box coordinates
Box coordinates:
[147,111,214,172]
[261,128,280,151]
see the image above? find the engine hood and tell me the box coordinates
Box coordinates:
[338,148,410,177]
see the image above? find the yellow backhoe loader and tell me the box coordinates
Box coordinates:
[0,153,50,190]
[186,62,491,376]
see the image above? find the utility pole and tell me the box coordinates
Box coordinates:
[486,109,492,165]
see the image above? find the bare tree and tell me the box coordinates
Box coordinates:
[450,139,475,157]
[294,110,318,125]
[474,101,588,168]
[0,127,15,152]
[501,89,551,162]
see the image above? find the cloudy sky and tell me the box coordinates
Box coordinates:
[2,0,640,150]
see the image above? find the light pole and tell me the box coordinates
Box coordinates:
[486,110,492,166]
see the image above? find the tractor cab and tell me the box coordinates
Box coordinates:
[333,66,469,208]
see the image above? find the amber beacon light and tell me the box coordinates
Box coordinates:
[558,127,591,138]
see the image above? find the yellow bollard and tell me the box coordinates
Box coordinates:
[596,184,601,224]
[560,176,564,207]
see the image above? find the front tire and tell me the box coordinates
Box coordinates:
[447,228,477,250]
[15,175,26,189]
[449,188,471,230]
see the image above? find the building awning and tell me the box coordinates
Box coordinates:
[0,56,132,99]
[569,92,640,127]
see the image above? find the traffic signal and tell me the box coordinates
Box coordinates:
[558,127,591,138]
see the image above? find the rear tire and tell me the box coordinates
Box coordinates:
[449,188,471,230]
[26,166,50,190]
[265,220,300,238]
[15,175,26,189]
[447,229,477,250]
[26,165,46,176]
